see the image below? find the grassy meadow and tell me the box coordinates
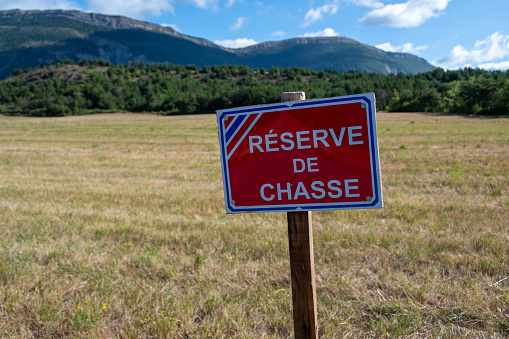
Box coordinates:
[0,112,508,338]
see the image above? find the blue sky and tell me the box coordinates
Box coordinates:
[2,0,509,70]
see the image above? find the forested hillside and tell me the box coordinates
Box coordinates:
[0,60,508,116]
[0,10,435,78]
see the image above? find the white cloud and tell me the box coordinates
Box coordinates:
[86,0,220,19]
[376,42,428,55]
[302,0,384,27]
[302,3,339,27]
[214,37,257,49]
[434,32,509,70]
[271,31,286,38]
[183,0,218,10]
[230,16,246,31]
[86,0,175,18]
[360,0,452,28]
[301,28,340,38]
[478,61,509,71]
[225,0,236,8]
[350,0,383,8]
[0,0,80,10]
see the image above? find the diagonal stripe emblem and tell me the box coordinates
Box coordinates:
[225,113,262,159]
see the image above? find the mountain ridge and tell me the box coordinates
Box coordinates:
[0,9,220,49]
[0,9,435,78]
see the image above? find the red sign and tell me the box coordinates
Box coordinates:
[217,93,382,213]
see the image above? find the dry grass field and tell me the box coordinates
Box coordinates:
[0,112,508,338]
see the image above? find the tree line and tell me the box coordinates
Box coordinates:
[0,59,508,116]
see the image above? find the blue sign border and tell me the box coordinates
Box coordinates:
[217,93,382,213]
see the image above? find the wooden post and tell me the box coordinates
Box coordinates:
[281,91,318,339]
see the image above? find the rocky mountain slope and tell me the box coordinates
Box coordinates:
[0,9,435,78]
